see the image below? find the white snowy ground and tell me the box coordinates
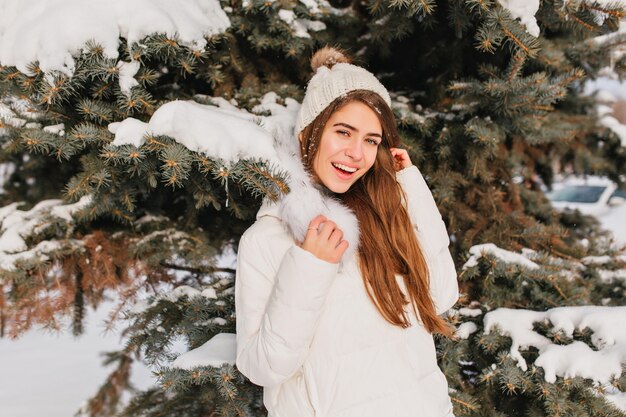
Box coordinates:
[0,250,236,417]
[600,203,626,246]
[0,303,155,417]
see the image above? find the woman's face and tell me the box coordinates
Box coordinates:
[309,100,382,193]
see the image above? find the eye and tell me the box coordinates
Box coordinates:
[366,138,380,146]
[337,130,350,136]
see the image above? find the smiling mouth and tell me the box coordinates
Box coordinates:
[331,163,358,181]
[332,162,357,174]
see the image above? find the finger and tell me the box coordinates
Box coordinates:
[309,214,327,228]
[334,240,349,257]
[390,149,406,162]
[329,229,344,246]
[319,220,336,239]
[306,215,327,235]
[393,149,407,159]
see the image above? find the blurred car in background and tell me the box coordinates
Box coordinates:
[546,176,626,245]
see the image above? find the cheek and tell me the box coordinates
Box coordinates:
[312,154,325,179]
[365,148,379,170]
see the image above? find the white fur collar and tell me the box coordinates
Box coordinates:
[256,130,360,261]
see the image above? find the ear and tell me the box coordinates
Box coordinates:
[298,132,303,143]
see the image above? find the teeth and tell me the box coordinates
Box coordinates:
[332,163,357,173]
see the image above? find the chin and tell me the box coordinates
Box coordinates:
[327,185,350,194]
[323,179,357,194]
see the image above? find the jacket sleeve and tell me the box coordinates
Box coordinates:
[396,165,459,314]
[235,227,338,388]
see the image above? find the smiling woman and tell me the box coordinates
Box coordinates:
[235,46,459,417]
[305,100,381,193]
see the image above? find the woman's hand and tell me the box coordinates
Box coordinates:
[299,215,349,264]
[390,148,413,171]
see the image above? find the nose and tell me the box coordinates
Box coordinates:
[345,139,363,161]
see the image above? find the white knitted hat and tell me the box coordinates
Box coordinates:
[294,47,392,137]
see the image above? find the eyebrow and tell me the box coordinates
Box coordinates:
[332,122,382,138]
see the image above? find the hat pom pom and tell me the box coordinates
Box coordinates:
[310,46,351,72]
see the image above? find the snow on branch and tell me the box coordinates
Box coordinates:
[109,101,276,163]
[497,0,541,37]
[462,243,540,270]
[109,93,300,167]
[129,284,221,315]
[594,89,626,147]
[0,196,92,271]
[497,0,625,41]
[583,254,626,265]
[0,0,230,76]
[171,333,236,369]
[484,306,626,384]
[277,9,326,39]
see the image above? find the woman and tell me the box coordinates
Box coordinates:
[235,46,459,417]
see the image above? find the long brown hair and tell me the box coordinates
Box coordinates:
[300,89,452,336]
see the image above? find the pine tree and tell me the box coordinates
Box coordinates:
[1,0,625,416]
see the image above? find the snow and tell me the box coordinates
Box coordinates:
[462,243,540,270]
[43,123,65,135]
[108,117,148,147]
[599,113,626,147]
[535,341,623,384]
[606,387,626,412]
[110,100,277,162]
[582,254,626,265]
[109,92,304,181]
[456,322,478,339]
[484,306,626,384]
[597,268,626,283]
[0,303,154,417]
[117,60,140,96]
[171,333,236,370]
[0,196,92,271]
[458,308,483,317]
[252,92,301,140]
[202,288,218,299]
[497,0,541,37]
[593,20,626,63]
[596,89,618,103]
[50,195,92,221]
[0,162,16,194]
[164,285,203,301]
[277,10,326,39]
[134,213,170,225]
[0,102,26,129]
[298,0,323,14]
[496,0,625,53]
[0,0,230,76]
[598,203,626,246]
[129,284,222,315]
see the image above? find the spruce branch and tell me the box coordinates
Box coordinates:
[233,159,289,201]
[89,81,115,100]
[487,8,541,57]
[465,0,494,15]
[77,99,115,124]
[76,350,133,417]
[475,25,503,54]
[565,9,599,33]
[386,0,437,17]
[135,68,160,87]
[159,143,193,188]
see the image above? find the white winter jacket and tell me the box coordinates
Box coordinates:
[235,164,459,417]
